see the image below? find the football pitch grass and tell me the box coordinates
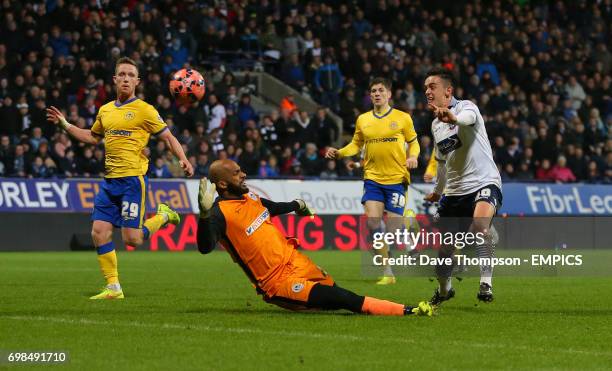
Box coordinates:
[1,251,611,370]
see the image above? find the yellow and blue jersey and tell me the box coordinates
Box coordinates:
[338,108,418,185]
[91,97,167,178]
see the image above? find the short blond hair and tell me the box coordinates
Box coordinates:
[115,57,139,76]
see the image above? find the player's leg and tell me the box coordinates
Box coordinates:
[266,253,432,316]
[90,180,124,299]
[120,176,179,246]
[364,200,395,283]
[430,195,459,305]
[470,185,502,302]
[307,283,432,316]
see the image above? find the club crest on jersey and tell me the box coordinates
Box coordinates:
[291,282,304,293]
[245,208,269,236]
[124,111,135,120]
[389,121,398,130]
[248,192,258,201]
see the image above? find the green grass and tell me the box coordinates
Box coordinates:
[1,251,612,370]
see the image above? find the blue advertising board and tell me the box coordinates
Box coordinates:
[0,178,193,214]
[499,184,611,216]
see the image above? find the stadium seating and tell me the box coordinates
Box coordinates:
[0,1,609,182]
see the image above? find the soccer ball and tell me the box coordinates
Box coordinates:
[169,68,206,104]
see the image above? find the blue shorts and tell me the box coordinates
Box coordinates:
[92,176,148,229]
[361,180,407,215]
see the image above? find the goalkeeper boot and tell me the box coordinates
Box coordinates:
[90,286,124,300]
[429,287,455,306]
[477,282,494,303]
[157,203,180,226]
[406,301,434,316]
[376,276,397,285]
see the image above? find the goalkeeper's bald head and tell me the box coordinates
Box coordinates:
[208,159,249,197]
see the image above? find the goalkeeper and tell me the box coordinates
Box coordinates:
[196,159,433,316]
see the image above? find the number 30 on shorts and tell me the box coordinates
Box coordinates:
[121,201,140,219]
[391,193,406,208]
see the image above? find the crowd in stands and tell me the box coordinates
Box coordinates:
[0,0,610,183]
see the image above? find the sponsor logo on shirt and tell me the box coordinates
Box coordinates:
[365,137,398,144]
[245,208,269,236]
[106,129,132,137]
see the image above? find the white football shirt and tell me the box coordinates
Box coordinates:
[432,97,502,196]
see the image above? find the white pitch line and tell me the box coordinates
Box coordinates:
[3,315,612,359]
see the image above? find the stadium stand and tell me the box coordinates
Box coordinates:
[0,0,609,182]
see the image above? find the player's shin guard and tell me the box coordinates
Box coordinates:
[96,241,118,285]
[143,214,167,240]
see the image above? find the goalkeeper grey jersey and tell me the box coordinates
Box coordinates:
[432,97,502,196]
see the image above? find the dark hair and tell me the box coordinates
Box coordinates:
[115,57,139,75]
[368,77,392,91]
[425,67,454,86]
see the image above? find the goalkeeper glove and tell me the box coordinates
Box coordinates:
[198,178,217,218]
[295,199,315,218]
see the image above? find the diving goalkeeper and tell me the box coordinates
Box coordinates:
[196,159,433,316]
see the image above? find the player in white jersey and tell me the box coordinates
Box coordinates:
[423,68,503,304]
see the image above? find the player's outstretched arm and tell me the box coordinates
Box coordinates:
[197,178,221,254]
[46,106,101,145]
[261,198,315,217]
[158,129,194,177]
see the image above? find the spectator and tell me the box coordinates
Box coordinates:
[194,154,211,177]
[291,110,318,145]
[320,160,339,180]
[549,156,576,183]
[237,94,258,127]
[312,107,338,149]
[535,159,553,182]
[10,144,26,177]
[150,157,173,179]
[565,76,587,110]
[258,158,279,177]
[314,55,343,111]
[279,94,298,117]
[567,147,589,181]
[281,54,306,90]
[299,143,323,176]
[204,94,227,134]
[239,140,259,176]
[29,127,47,152]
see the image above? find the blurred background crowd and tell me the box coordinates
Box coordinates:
[0,0,610,183]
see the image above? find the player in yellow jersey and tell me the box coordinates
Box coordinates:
[46,57,194,299]
[326,78,420,284]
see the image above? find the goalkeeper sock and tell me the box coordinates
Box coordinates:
[143,214,168,240]
[96,241,118,285]
[361,296,405,316]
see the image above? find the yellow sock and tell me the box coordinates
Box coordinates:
[143,214,167,239]
[96,242,118,285]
